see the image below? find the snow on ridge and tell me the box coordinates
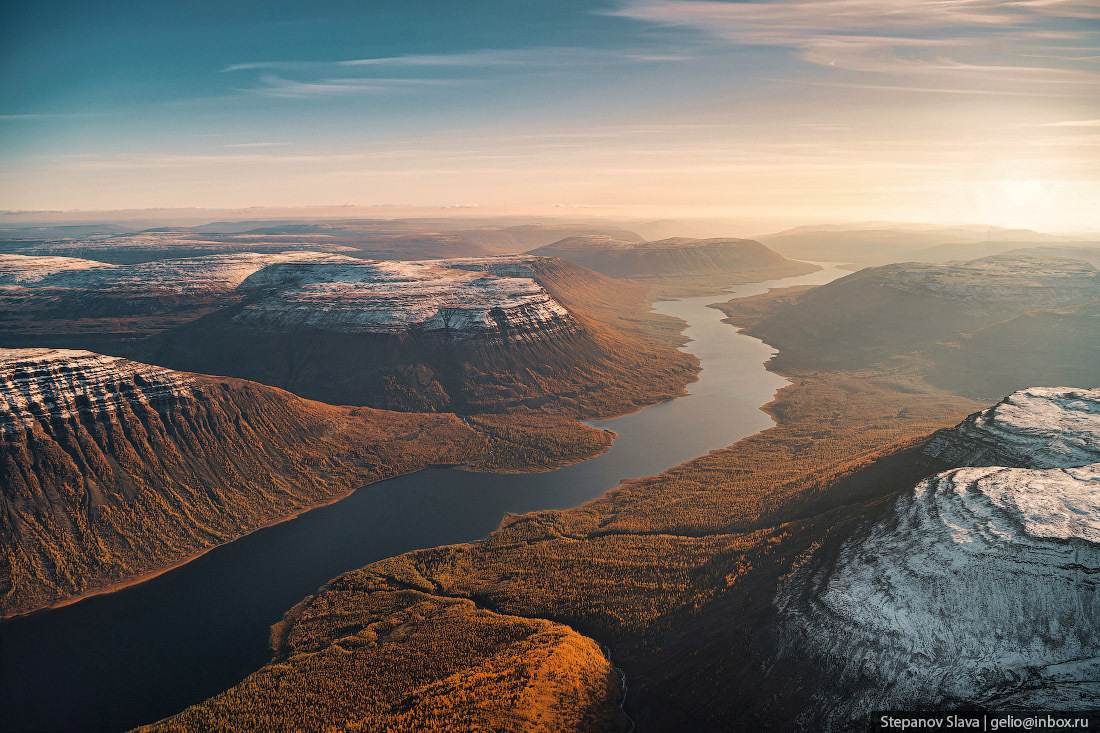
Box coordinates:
[924,386,1100,469]
[0,348,195,436]
[233,257,573,335]
[881,256,1100,307]
[0,254,115,285]
[2,251,349,293]
[776,385,1100,718]
[0,252,576,337]
[428,254,541,278]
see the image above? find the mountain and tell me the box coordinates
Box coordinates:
[0,252,697,416]
[528,236,815,282]
[0,230,361,264]
[718,255,1100,399]
[0,348,490,618]
[139,587,629,733]
[137,255,695,414]
[768,387,1100,726]
[456,224,644,252]
[0,223,140,239]
[0,251,345,350]
[759,224,1076,264]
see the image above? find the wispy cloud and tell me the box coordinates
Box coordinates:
[241,74,468,98]
[609,0,1100,88]
[222,47,693,74]
[1039,118,1100,127]
[222,141,290,148]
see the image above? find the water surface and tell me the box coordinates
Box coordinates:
[0,264,843,732]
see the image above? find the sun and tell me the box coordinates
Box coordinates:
[976,178,1061,232]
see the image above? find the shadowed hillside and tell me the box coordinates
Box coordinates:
[0,349,615,618]
[529,236,816,290]
[0,254,699,417]
[717,255,1100,400]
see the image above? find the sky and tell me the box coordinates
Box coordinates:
[1,0,1098,232]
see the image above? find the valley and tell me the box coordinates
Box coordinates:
[0,263,844,732]
[2,232,1097,732]
[5,2,1098,730]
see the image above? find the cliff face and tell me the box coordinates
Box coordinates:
[229,257,579,338]
[0,348,486,618]
[0,252,696,415]
[529,236,812,281]
[772,387,1100,726]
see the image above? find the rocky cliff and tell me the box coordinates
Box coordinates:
[0,348,486,617]
[772,387,1100,726]
[0,252,694,414]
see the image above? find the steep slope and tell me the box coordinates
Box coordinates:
[771,388,1100,725]
[0,251,345,350]
[717,255,1100,399]
[529,235,815,283]
[134,254,695,415]
[0,348,489,617]
[0,252,696,415]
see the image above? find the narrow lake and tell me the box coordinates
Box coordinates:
[0,263,843,733]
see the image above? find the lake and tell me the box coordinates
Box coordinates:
[0,263,843,732]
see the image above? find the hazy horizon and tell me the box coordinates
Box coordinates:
[3,0,1098,232]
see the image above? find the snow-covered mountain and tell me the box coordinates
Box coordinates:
[0,251,342,293]
[0,347,485,617]
[773,387,1100,725]
[231,256,576,337]
[0,252,577,338]
[0,348,194,436]
[878,255,1100,309]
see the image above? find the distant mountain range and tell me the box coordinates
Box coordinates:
[529,236,814,282]
[758,223,1091,264]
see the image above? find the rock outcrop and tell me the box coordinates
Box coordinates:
[773,387,1100,726]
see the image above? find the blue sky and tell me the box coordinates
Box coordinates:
[2,0,1098,230]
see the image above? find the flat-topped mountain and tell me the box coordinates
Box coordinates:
[858,254,1099,308]
[771,387,1100,725]
[0,252,696,415]
[719,255,1100,399]
[139,254,694,413]
[0,348,489,617]
[229,257,575,337]
[0,251,338,294]
[922,386,1100,468]
[529,235,813,282]
[0,230,361,264]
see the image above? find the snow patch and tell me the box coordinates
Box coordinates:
[0,349,195,436]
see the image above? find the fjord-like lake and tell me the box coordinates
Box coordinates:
[0,264,843,733]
